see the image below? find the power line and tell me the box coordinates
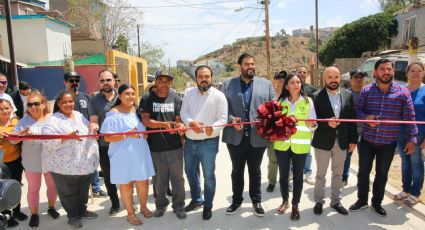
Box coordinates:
[118,0,246,9]
[252,9,264,37]
[195,8,258,57]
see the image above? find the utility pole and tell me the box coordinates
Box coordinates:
[315,0,319,69]
[263,0,272,82]
[137,24,141,58]
[3,0,19,89]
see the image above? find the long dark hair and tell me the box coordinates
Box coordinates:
[53,91,74,113]
[113,83,137,107]
[278,73,308,102]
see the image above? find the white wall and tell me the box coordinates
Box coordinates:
[392,7,425,49]
[45,19,72,60]
[0,16,71,64]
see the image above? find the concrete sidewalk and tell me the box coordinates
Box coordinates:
[13,143,425,229]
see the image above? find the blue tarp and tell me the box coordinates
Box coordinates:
[18,68,87,100]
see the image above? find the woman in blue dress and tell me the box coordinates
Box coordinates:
[101,84,155,226]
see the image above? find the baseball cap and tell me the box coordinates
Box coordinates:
[64,71,81,81]
[349,69,367,79]
[155,69,173,80]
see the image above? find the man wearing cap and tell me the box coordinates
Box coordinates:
[266,70,287,193]
[140,70,187,219]
[296,66,317,185]
[63,71,108,199]
[11,81,31,119]
[342,69,366,186]
[181,65,228,220]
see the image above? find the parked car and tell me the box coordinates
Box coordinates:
[341,53,425,85]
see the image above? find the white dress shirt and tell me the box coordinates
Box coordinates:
[181,87,228,140]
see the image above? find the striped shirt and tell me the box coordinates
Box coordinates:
[181,87,228,140]
[356,82,418,145]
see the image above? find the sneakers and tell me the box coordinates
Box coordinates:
[304,172,315,185]
[29,214,39,228]
[153,208,166,217]
[7,218,19,228]
[371,204,387,217]
[14,211,28,221]
[80,210,98,219]
[68,217,83,229]
[93,189,108,198]
[184,200,203,212]
[109,205,120,216]
[47,207,60,219]
[175,210,187,219]
[202,208,212,220]
[342,179,348,187]
[253,203,265,217]
[226,203,241,215]
[349,200,368,212]
[266,184,275,192]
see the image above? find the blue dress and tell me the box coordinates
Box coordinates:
[100,111,155,184]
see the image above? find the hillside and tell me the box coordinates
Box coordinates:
[195,35,314,78]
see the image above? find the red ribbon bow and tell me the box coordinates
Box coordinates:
[256,100,298,142]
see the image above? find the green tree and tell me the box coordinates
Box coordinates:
[113,34,129,53]
[139,42,165,70]
[170,67,190,93]
[378,0,410,11]
[318,9,399,66]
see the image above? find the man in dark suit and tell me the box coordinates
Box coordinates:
[221,53,276,217]
[11,81,31,119]
[311,67,358,216]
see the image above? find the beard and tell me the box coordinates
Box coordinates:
[325,82,339,90]
[197,81,212,92]
[102,85,113,93]
[376,74,393,84]
[241,68,255,79]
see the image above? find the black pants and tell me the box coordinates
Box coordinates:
[227,136,266,204]
[51,172,94,219]
[357,138,396,205]
[99,146,119,207]
[275,149,307,205]
[2,157,24,217]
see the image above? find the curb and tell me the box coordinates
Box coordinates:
[350,164,425,220]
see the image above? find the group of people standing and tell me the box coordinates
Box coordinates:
[0,53,423,229]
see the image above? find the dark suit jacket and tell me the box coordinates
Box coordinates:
[221,76,276,148]
[11,91,24,119]
[311,88,358,151]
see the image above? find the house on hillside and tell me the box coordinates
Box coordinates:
[391,1,425,50]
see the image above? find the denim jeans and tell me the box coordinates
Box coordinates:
[342,151,352,180]
[397,134,424,197]
[91,169,101,193]
[304,152,312,173]
[184,137,219,209]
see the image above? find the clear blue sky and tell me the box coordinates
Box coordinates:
[132,0,381,64]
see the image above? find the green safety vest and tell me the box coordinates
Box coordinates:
[274,99,313,154]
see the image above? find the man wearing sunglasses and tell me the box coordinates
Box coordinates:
[0,73,17,114]
[64,71,108,199]
[89,70,120,215]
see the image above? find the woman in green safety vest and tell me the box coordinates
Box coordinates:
[274,73,317,221]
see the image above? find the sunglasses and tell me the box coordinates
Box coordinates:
[100,79,113,84]
[68,79,80,84]
[27,102,42,108]
[0,81,8,86]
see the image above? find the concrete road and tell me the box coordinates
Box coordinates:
[12,143,425,229]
